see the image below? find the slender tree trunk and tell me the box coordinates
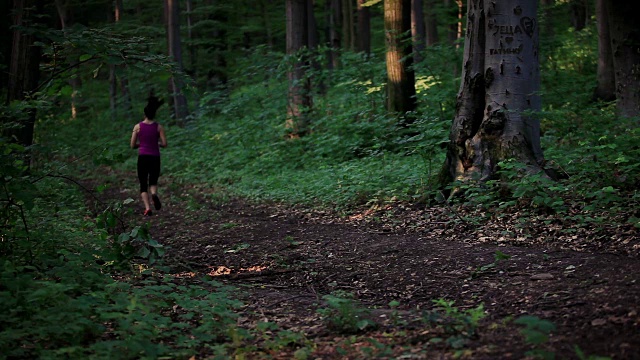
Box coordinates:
[444,0,457,45]
[593,0,615,102]
[307,0,325,94]
[342,0,355,51]
[109,0,131,121]
[186,0,196,74]
[444,0,463,46]
[165,0,189,122]
[5,0,43,147]
[455,0,463,47]
[356,0,371,54]
[114,0,132,116]
[540,0,554,37]
[207,0,228,91]
[424,0,439,46]
[108,66,117,120]
[261,0,274,47]
[54,0,82,120]
[385,0,417,117]
[411,0,426,62]
[441,0,545,186]
[328,0,342,70]
[606,1,640,118]
[308,0,319,51]
[0,1,12,90]
[569,0,587,31]
[286,0,312,137]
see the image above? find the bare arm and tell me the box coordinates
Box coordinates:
[130,124,140,149]
[158,124,167,148]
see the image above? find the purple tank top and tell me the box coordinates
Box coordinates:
[138,122,161,156]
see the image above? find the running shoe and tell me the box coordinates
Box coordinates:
[152,194,162,210]
[143,209,153,216]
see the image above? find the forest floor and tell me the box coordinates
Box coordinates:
[101,174,640,359]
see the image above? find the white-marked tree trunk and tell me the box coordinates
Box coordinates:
[441,0,544,185]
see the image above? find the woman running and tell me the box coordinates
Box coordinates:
[130,95,167,216]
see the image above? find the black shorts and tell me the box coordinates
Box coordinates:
[137,155,161,193]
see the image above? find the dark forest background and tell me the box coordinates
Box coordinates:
[0,0,638,358]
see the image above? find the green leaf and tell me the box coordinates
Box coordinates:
[118,233,130,243]
[137,247,151,258]
[60,85,73,96]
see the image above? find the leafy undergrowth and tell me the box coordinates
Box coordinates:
[2,141,638,359]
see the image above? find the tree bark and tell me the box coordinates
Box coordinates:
[356,0,371,54]
[0,1,12,91]
[444,0,463,46]
[605,1,640,119]
[328,0,341,70]
[385,0,417,117]
[186,0,196,74]
[286,0,312,137]
[411,0,426,62]
[114,0,132,116]
[593,0,615,102]
[164,0,189,122]
[5,0,43,147]
[441,0,544,185]
[342,0,355,51]
[261,0,274,47]
[540,0,554,37]
[569,0,587,32]
[307,0,325,94]
[424,0,439,46]
[204,0,228,92]
[54,0,82,120]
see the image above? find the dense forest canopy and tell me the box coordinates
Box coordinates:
[0,0,639,358]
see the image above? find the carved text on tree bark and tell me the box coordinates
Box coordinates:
[488,16,536,56]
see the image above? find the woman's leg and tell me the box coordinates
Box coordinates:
[148,157,162,210]
[137,156,152,212]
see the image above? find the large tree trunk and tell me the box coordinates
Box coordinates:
[593,0,615,102]
[411,0,426,62]
[385,0,417,117]
[441,0,544,185]
[356,0,371,54]
[5,0,43,147]
[424,0,439,46]
[165,0,189,123]
[286,0,312,137]
[606,1,640,119]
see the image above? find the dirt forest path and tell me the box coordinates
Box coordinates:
[106,176,640,359]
